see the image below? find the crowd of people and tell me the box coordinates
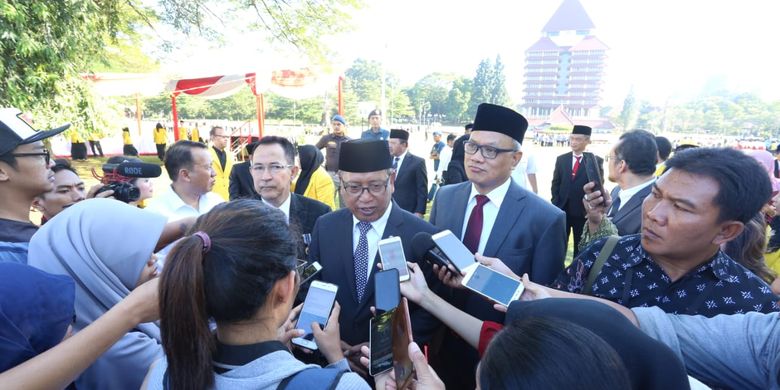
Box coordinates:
[2,102,780,390]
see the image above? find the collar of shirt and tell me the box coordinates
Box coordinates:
[262,193,291,224]
[394,151,408,171]
[572,153,584,167]
[352,203,394,278]
[629,237,733,282]
[462,178,512,253]
[618,178,655,211]
[150,185,221,218]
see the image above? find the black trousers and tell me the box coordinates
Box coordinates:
[88,140,104,157]
[566,215,587,257]
[156,144,166,161]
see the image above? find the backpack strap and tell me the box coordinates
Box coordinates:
[277,366,347,390]
[583,235,619,295]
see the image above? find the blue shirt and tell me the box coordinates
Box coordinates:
[634,306,780,389]
[552,234,780,316]
[360,128,389,141]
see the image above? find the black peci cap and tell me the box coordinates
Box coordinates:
[472,103,528,143]
[338,139,392,172]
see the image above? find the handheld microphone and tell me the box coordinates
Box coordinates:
[102,162,162,178]
[411,232,450,268]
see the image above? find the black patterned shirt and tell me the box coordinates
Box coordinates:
[552,234,780,316]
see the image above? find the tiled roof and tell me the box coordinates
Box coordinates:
[570,36,610,51]
[526,37,561,52]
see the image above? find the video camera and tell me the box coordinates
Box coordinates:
[94,162,162,203]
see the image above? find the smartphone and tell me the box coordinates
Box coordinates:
[461,264,525,307]
[292,281,338,350]
[431,230,477,273]
[369,309,395,376]
[378,236,411,282]
[392,298,414,390]
[299,261,323,285]
[584,154,605,207]
[375,268,401,313]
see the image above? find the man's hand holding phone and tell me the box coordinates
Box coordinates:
[583,181,612,232]
[432,263,464,289]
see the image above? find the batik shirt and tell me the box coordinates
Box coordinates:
[552,234,780,316]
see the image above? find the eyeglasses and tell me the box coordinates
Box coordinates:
[10,149,50,165]
[252,164,292,175]
[605,154,621,163]
[464,141,516,159]
[342,179,389,196]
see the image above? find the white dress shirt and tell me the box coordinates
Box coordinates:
[436,146,453,176]
[145,185,225,261]
[510,153,537,191]
[262,193,291,223]
[352,203,393,278]
[393,150,408,174]
[617,178,655,211]
[460,178,512,254]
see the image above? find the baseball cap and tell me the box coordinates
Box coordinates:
[0,108,70,155]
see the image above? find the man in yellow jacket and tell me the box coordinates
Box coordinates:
[208,126,233,200]
[153,123,167,161]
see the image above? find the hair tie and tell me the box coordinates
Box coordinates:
[193,231,211,254]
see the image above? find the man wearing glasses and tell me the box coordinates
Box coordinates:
[250,136,331,259]
[308,139,440,376]
[0,107,69,264]
[208,126,234,201]
[428,103,566,390]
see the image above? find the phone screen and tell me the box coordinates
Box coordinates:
[585,155,605,206]
[370,309,395,376]
[379,239,410,280]
[375,269,401,313]
[296,284,337,339]
[433,231,476,272]
[300,262,321,284]
[464,265,522,306]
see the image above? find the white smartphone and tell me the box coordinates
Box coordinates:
[461,264,524,307]
[378,236,411,282]
[292,280,339,350]
[299,261,323,285]
[431,230,477,273]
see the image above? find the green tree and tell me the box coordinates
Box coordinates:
[619,88,637,130]
[468,58,494,118]
[490,55,510,106]
[445,77,471,124]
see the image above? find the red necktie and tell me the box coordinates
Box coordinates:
[571,155,582,180]
[463,195,489,254]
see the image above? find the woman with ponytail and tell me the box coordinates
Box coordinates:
[145,200,369,390]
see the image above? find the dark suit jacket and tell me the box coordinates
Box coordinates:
[308,204,441,346]
[430,180,566,323]
[551,152,604,218]
[228,162,259,200]
[251,193,330,259]
[392,153,428,214]
[608,183,652,236]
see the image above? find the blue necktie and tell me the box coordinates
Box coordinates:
[354,221,372,301]
[392,156,399,171]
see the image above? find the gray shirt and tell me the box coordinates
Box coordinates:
[634,306,780,389]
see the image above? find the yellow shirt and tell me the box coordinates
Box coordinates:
[177,126,188,141]
[122,130,132,145]
[153,127,167,144]
[190,127,200,142]
[654,162,666,177]
[69,131,84,143]
[209,146,234,201]
[291,167,336,210]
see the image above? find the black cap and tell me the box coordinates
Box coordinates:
[0,108,70,156]
[472,103,528,143]
[368,109,382,118]
[338,139,392,172]
[465,123,474,131]
[390,129,409,140]
[572,125,592,136]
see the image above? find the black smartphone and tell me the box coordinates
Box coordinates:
[375,268,401,313]
[369,309,395,376]
[585,154,605,206]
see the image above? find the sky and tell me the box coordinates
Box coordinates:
[157,0,780,108]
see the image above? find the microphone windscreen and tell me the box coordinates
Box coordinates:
[117,162,162,178]
[411,232,436,260]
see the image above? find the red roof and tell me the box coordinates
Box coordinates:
[570,36,610,51]
[542,0,595,33]
[526,37,561,52]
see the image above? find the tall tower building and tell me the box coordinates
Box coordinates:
[522,0,608,119]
